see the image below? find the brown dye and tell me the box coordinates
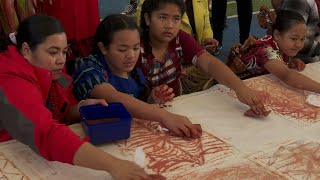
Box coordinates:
[240,77,320,123]
[254,141,320,179]
[117,121,233,174]
[0,152,30,180]
[85,118,120,125]
[173,164,285,179]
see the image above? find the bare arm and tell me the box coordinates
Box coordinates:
[90,83,200,137]
[73,142,148,180]
[91,83,171,121]
[64,106,80,125]
[196,52,268,115]
[196,52,247,92]
[64,99,109,125]
[265,59,320,93]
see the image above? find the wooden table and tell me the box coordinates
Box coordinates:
[1,63,320,179]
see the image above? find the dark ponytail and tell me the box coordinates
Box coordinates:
[272,9,305,33]
[0,14,64,53]
[0,36,15,53]
[93,14,138,54]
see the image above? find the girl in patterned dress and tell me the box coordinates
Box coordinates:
[241,10,320,93]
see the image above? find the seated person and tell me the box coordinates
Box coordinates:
[0,14,152,179]
[137,0,219,94]
[72,14,201,138]
[232,10,320,94]
[137,0,269,116]
[272,0,320,63]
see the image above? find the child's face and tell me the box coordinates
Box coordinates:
[274,23,307,57]
[144,3,182,43]
[101,29,140,75]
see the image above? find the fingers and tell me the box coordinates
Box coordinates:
[252,94,269,116]
[155,85,175,103]
[130,162,149,180]
[186,124,201,138]
[171,127,184,137]
[194,124,202,137]
[298,61,306,71]
[244,109,271,117]
[148,174,167,180]
[178,125,191,137]
[95,99,108,106]
[87,99,108,106]
[204,45,216,52]
[251,91,271,116]
[78,99,108,108]
[290,59,305,71]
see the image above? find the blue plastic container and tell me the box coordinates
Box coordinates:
[79,103,132,144]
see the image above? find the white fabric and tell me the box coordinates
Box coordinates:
[0,63,320,179]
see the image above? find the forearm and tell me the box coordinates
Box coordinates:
[91,85,170,123]
[198,53,246,91]
[64,105,80,125]
[73,142,117,172]
[108,92,170,122]
[284,70,320,93]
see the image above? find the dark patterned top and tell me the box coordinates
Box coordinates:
[72,54,146,100]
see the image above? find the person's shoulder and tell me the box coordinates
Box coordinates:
[0,46,35,80]
[258,36,274,46]
[76,54,99,65]
[75,54,104,71]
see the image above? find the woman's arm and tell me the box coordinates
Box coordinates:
[90,83,200,137]
[196,52,268,115]
[265,59,320,93]
[73,142,149,180]
[64,99,108,125]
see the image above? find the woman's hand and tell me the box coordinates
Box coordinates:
[202,38,219,53]
[161,113,201,138]
[78,99,108,110]
[235,86,269,116]
[148,85,175,104]
[109,159,151,180]
[288,58,305,71]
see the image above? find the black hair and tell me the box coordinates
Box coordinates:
[93,14,145,91]
[140,0,186,54]
[272,10,306,33]
[93,14,139,54]
[0,14,64,53]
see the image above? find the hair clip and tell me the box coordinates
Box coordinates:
[9,32,17,45]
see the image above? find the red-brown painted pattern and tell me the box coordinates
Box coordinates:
[117,120,233,175]
[224,76,320,123]
[251,141,320,179]
[172,163,286,179]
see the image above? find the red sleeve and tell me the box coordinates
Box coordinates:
[0,76,84,164]
[179,30,206,65]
